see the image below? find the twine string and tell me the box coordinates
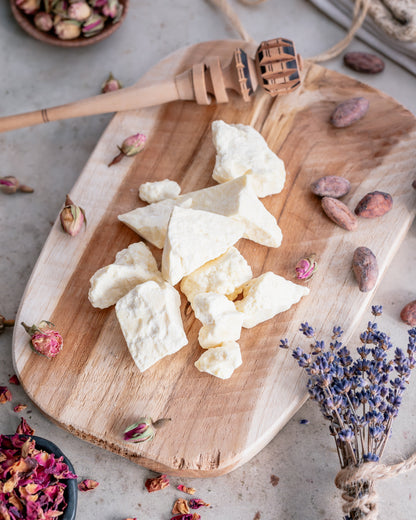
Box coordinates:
[208,0,371,61]
[335,452,416,518]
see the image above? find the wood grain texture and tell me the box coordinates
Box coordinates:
[12,40,416,477]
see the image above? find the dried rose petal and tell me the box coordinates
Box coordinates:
[0,386,12,403]
[172,498,190,514]
[270,474,280,486]
[177,484,196,495]
[9,375,20,385]
[78,478,99,491]
[189,498,210,509]
[16,417,35,435]
[170,515,195,520]
[145,474,169,492]
[14,404,27,413]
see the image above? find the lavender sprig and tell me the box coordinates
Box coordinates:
[280,305,415,471]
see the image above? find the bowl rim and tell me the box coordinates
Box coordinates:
[10,0,129,48]
[1,434,78,520]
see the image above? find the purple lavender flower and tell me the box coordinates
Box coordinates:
[299,322,315,337]
[279,338,289,349]
[371,305,383,316]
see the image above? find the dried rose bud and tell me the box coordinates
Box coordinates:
[124,418,155,443]
[0,176,19,194]
[172,498,190,515]
[90,0,108,7]
[34,12,54,32]
[123,417,169,443]
[53,0,69,16]
[101,72,122,93]
[55,19,82,40]
[60,194,86,236]
[21,320,63,359]
[16,0,41,15]
[177,484,196,495]
[0,315,15,334]
[189,499,210,509]
[102,0,120,17]
[0,386,12,404]
[295,255,318,280]
[16,417,35,435]
[145,474,170,493]
[78,479,99,491]
[109,133,146,167]
[82,14,105,37]
[68,1,92,21]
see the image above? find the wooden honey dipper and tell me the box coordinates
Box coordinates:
[0,38,302,133]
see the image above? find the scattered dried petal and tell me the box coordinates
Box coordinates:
[16,417,35,435]
[0,176,19,194]
[177,484,196,495]
[270,474,280,486]
[253,512,261,520]
[78,479,99,491]
[0,386,12,404]
[172,498,190,514]
[145,474,169,493]
[9,374,20,385]
[189,498,210,509]
[170,515,195,520]
[14,404,27,413]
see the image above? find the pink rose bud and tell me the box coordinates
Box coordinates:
[295,255,318,280]
[15,0,41,15]
[102,0,119,18]
[34,12,54,32]
[55,19,82,40]
[123,417,170,443]
[21,320,63,359]
[0,176,19,194]
[123,418,155,443]
[68,1,91,21]
[108,133,146,167]
[60,194,86,237]
[51,0,68,16]
[101,72,122,93]
[82,14,105,37]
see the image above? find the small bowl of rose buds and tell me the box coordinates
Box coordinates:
[10,0,129,47]
[0,433,78,519]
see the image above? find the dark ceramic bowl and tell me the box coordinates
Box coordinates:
[10,0,129,48]
[2,435,78,520]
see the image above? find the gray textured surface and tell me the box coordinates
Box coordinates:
[0,1,415,519]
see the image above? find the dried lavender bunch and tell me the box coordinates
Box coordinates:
[280,305,416,519]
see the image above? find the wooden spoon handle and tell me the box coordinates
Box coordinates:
[0,79,185,133]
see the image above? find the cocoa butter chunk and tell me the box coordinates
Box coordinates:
[330,97,369,128]
[355,191,393,218]
[400,301,416,326]
[321,197,357,231]
[311,176,351,198]
[352,247,378,292]
[343,52,385,74]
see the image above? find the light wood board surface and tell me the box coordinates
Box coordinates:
[12,40,416,477]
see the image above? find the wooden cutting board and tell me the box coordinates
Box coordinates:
[12,40,416,477]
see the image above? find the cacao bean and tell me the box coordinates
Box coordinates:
[352,247,378,292]
[311,176,351,198]
[355,191,393,218]
[344,52,385,74]
[330,97,369,128]
[321,197,358,231]
[400,300,416,326]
